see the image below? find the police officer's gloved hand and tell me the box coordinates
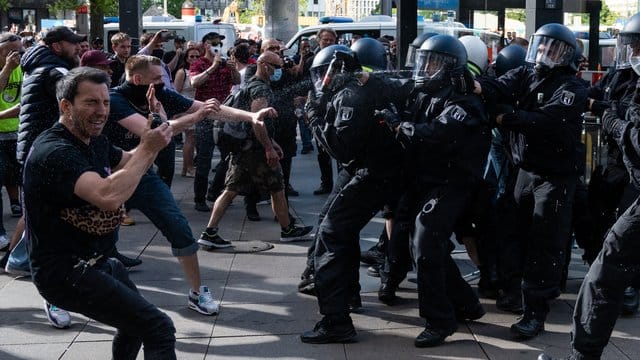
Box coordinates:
[601,101,619,134]
[452,68,476,94]
[589,100,610,117]
[375,108,401,130]
[305,90,322,123]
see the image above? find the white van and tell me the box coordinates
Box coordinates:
[283,19,502,62]
[103,20,236,55]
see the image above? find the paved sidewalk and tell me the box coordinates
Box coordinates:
[0,149,638,360]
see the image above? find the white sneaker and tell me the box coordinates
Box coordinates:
[44,301,71,329]
[187,286,219,315]
[0,234,8,250]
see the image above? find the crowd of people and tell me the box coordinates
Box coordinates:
[0,14,639,359]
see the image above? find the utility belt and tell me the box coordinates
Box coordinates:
[72,254,104,271]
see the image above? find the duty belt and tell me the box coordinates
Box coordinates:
[73,254,104,269]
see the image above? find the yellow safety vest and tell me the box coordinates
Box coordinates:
[0,66,22,133]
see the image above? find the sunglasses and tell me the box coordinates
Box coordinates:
[188,54,200,59]
[0,35,21,44]
[264,62,281,69]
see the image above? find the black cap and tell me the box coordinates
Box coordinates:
[175,35,186,43]
[44,26,87,45]
[201,32,225,43]
[92,37,103,45]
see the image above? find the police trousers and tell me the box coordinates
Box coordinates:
[314,170,400,315]
[506,169,576,320]
[412,184,478,331]
[571,196,640,359]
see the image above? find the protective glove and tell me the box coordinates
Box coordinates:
[589,100,610,117]
[304,89,322,123]
[601,100,619,134]
[375,108,401,130]
[452,68,476,94]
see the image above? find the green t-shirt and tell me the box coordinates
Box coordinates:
[0,66,22,133]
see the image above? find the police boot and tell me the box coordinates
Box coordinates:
[300,314,357,344]
[297,265,316,296]
[378,277,401,306]
[621,286,639,315]
[510,315,544,339]
[455,302,486,322]
[477,265,499,299]
[414,322,456,348]
[349,293,362,313]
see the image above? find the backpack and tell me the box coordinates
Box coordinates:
[214,84,253,153]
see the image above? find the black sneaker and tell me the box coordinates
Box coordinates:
[496,292,523,314]
[280,225,313,242]
[414,322,456,348]
[300,315,357,344]
[455,302,485,322]
[510,316,544,339]
[298,266,316,295]
[360,243,385,266]
[198,230,233,249]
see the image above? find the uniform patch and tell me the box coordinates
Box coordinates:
[560,90,575,106]
[450,105,468,122]
[339,106,354,121]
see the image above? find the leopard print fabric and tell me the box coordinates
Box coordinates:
[59,204,125,236]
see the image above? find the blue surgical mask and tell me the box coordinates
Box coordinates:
[270,68,282,82]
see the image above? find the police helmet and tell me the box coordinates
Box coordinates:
[310,44,358,93]
[350,37,387,71]
[616,12,640,71]
[495,44,527,77]
[525,23,577,71]
[405,32,438,68]
[413,34,467,92]
[459,35,489,76]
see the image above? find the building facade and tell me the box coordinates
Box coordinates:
[1,0,49,34]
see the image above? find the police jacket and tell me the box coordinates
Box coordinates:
[396,85,490,186]
[480,66,588,176]
[18,45,73,165]
[605,102,640,190]
[310,73,406,178]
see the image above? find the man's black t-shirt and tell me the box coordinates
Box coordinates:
[24,123,123,287]
[109,55,126,87]
[104,87,193,151]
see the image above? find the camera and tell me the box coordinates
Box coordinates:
[160,31,176,42]
[282,56,295,69]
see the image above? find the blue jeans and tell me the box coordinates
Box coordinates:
[7,231,29,271]
[298,117,313,150]
[38,258,176,359]
[125,170,198,257]
[194,120,215,203]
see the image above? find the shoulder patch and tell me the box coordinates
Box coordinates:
[339,106,354,121]
[560,90,575,106]
[450,105,468,122]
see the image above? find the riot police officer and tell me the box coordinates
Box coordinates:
[582,13,640,315]
[299,44,409,344]
[393,34,490,347]
[474,23,588,339]
[538,71,640,360]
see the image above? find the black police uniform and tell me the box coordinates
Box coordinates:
[395,84,490,336]
[567,93,640,359]
[584,68,639,264]
[302,73,407,342]
[479,65,588,325]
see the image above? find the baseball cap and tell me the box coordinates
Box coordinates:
[44,26,87,45]
[201,32,225,43]
[175,35,186,43]
[80,50,115,67]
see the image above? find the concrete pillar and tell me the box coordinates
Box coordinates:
[264,0,298,43]
[525,0,563,37]
[119,0,142,52]
[397,0,417,70]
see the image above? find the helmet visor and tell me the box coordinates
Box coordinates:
[616,33,640,69]
[405,45,418,67]
[525,35,574,69]
[413,50,456,81]
[310,64,329,94]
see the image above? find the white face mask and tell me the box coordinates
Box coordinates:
[209,45,221,56]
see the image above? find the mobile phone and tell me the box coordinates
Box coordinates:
[160,31,176,42]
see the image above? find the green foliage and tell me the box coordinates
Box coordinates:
[47,0,79,17]
[599,2,619,26]
[506,9,525,23]
[239,0,264,24]
[0,0,12,12]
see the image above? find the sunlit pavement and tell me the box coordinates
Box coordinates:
[0,147,638,360]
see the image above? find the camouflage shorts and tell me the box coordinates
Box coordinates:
[225,150,284,195]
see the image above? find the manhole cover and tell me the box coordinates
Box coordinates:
[200,240,274,253]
